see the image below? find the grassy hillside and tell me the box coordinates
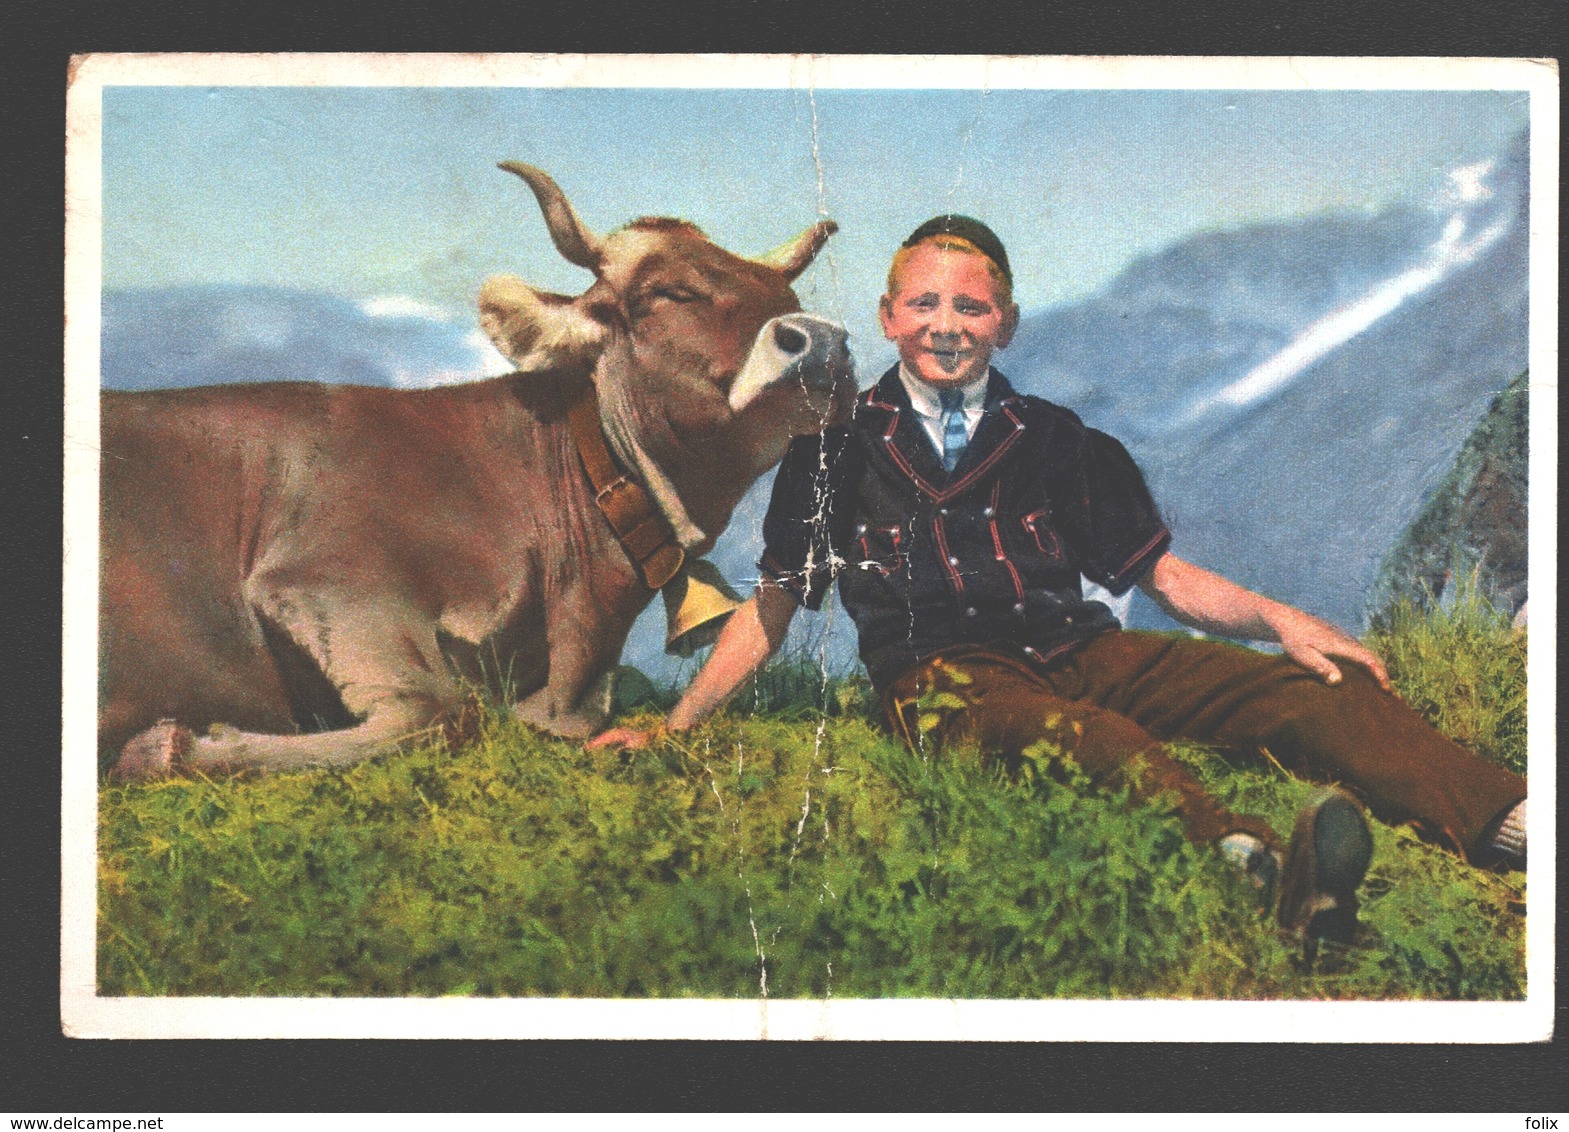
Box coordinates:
[98,593,1527,1000]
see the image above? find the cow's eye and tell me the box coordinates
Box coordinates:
[632,285,706,318]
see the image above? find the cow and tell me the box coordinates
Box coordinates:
[101,161,855,781]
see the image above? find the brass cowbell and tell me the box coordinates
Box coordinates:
[661,558,744,657]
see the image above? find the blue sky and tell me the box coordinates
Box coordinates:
[102,85,1527,364]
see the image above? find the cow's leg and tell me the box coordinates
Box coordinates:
[111,589,463,780]
[513,670,616,741]
[113,696,449,782]
[512,591,634,739]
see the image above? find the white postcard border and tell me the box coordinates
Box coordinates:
[62,52,1560,1042]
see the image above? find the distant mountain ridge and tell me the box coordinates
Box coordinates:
[101,285,507,391]
[1005,205,1449,440]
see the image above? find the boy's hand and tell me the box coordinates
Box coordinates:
[1273,608,1391,691]
[586,726,656,752]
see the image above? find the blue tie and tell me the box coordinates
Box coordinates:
[939,389,968,472]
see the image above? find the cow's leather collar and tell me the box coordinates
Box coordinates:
[567,383,686,590]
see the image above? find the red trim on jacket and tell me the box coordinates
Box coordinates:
[865,390,1029,505]
[987,481,1026,604]
[1112,528,1170,590]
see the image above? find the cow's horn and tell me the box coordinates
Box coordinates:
[752,220,839,282]
[499,161,605,272]
[661,559,744,657]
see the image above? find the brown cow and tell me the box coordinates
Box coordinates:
[102,162,855,780]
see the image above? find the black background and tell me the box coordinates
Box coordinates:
[4,0,1564,1112]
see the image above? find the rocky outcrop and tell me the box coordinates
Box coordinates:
[1369,371,1528,624]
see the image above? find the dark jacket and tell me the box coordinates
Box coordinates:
[760,366,1171,689]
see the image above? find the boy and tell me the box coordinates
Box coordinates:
[594,216,1527,945]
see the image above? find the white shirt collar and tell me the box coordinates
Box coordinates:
[896,362,988,420]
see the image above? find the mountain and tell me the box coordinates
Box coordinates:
[1005,205,1450,441]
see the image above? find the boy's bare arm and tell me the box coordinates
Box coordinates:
[588,582,800,750]
[1139,552,1390,690]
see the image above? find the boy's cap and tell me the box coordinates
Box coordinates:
[901,215,1012,286]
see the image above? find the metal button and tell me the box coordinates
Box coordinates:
[983,507,995,518]
[856,524,867,535]
[1014,603,1026,614]
[964,607,978,617]
[938,507,949,516]
[948,556,959,566]
[1064,615,1074,625]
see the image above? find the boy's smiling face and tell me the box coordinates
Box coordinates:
[879,240,1019,391]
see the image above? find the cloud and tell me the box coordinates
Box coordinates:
[359,294,462,323]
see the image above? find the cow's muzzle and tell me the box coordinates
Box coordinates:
[727,313,853,416]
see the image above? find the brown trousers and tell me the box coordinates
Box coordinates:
[883,631,1526,859]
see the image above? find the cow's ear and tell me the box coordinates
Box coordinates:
[478,275,606,373]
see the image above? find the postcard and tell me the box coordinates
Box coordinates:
[62,53,1558,1040]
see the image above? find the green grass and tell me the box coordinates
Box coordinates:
[98,603,1528,1000]
[1366,570,1527,776]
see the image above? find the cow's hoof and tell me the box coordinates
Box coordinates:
[110,719,193,784]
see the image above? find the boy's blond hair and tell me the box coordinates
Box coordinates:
[886,235,1014,307]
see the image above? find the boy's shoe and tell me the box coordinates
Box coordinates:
[1276,788,1373,960]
